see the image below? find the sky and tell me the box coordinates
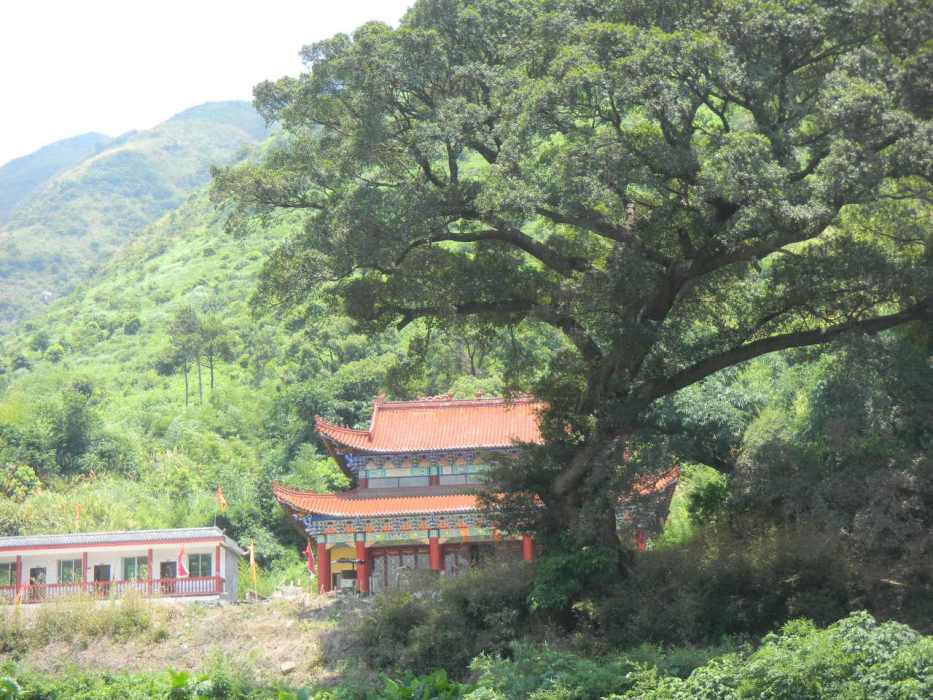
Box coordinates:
[0,0,413,166]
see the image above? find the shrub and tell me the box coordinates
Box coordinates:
[614,612,932,700]
[123,317,142,335]
[45,342,65,363]
[471,643,635,700]
[596,527,853,646]
[352,560,534,677]
[382,670,471,700]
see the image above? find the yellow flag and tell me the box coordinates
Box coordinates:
[215,486,228,513]
[249,542,257,588]
[74,503,81,530]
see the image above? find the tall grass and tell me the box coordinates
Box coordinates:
[0,593,155,651]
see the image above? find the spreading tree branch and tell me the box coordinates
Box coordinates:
[645,302,932,401]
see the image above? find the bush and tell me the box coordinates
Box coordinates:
[471,643,635,700]
[45,343,65,363]
[596,527,853,646]
[353,559,534,677]
[614,612,932,700]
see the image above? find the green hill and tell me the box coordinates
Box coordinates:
[0,132,113,220]
[0,101,267,332]
[0,178,418,576]
[0,163,553,577]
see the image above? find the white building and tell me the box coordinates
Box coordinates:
[0,527,244,603]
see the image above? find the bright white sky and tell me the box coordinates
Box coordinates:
[0,0,413,166]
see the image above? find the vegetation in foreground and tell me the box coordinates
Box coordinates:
[0,611,928,699]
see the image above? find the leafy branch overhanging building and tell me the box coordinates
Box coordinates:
[273,396,680,593]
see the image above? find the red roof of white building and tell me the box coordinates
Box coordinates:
[315,395,544,453]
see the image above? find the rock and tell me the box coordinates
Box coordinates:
[280,661,296,675]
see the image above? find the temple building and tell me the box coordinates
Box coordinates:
[272,395,679,594]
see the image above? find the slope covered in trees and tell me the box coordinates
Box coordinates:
[216,0,931,568]
[0,131,113,221]
[0,2,928,677]
[0,101,268,332]
[0,174,564,584]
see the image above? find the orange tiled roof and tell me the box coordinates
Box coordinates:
[274,466,681,518]
[315,395,544,453]
[272,482,479,517]
[624,465,681,500]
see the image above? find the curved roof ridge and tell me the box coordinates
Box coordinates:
[314,395,545,453]
[272,482,480,518]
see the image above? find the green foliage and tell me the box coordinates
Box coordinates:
[470,643,636,700]
[382,670,470,700]
[0,666,309,699]
[528,543,616,615]
[0,464,40,502]
[354,560,534,677]
[214,0,932,552]
[1,593,154,649]
[616,612,932,700]
[0,101,267,332]
[594,527,854,647]
[0,131,112,221]
[0,677,19,700]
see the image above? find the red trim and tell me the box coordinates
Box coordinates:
[147,548,153,595]
[429,537,442,571]
[14,555,21,596]
[82,552,88,585]
[214,545,222,593]
[0,537,225,553]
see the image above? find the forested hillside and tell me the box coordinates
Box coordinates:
[0,175,566,584]
[0,101,267,331]
[0,0,930,696]
[0,132,112,220]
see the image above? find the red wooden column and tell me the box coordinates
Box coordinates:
[522,535,535,562]
[429,536,443,571]
[355,540,369,594]
[316,542,331,593]
[147,548,154,594]
[215,544,222,594]
[82,551,88,593]
[14,555,21,598]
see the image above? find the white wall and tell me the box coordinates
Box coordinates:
[0,542,236,597]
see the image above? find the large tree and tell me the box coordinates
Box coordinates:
[214,0,931,550]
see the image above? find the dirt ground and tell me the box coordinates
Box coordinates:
[1,594,373,688]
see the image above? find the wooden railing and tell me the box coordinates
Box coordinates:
[0,576,223,603]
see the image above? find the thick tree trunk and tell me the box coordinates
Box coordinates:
[183,363,189,407]
[209,354,215,390]
[197,359,203,404]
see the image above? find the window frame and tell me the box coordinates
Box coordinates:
[0,562,14,586]
[122,556,149,581]
[57,558,83,584]
[188,553,212,577]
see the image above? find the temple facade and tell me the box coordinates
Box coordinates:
[272,395,679,594]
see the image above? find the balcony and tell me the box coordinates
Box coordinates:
[0,576,224,604]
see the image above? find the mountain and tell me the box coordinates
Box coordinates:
[0,101,267,332]
[0,132,113,220]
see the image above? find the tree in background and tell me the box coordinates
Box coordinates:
[167,306,201,406]
[214,0,931,557]
[160,306,236,405]
[198,312,235,392]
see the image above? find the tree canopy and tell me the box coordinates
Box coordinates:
[213,0,932,549]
